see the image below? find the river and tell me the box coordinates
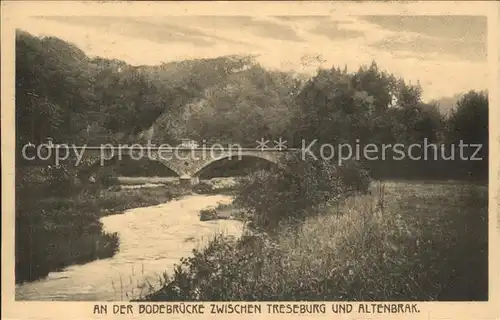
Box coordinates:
[15,194,244,301]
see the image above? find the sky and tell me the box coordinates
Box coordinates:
[16,14,488,101]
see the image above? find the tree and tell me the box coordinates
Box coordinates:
[446,90,488,179]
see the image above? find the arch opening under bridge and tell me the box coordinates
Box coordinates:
[193,154,280,180]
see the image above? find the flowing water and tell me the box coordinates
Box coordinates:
[15,194,244,301]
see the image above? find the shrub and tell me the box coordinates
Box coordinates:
[199,208,218,221]
[234,153,370,231]
[336,160,371,194]
[193,181,215,194]
[98,167,119,187]
[16,165,80,198]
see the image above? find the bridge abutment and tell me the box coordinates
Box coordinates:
[179,175,200,187]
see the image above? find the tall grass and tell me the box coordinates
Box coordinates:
[142,181,487,301]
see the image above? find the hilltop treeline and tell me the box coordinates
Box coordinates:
[16,30,488,181]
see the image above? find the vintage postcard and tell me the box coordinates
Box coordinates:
[1,1,499,320]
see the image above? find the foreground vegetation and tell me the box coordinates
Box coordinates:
[144,180,488,301]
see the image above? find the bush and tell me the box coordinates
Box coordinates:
[193,179,240,195]
[337,160,371,193]
[193,181,215,194]
[16,165,80,198]
[234,153,370,231]
[98,167,120,187]
[199,208,218,221]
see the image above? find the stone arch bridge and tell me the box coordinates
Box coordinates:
[24,146,300,185]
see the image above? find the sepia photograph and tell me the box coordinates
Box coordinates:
[2,1,499,319]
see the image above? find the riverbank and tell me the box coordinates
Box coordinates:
[143,180,488,301]
[16,194,244,301]
[15,183,191,284]
[15,175,244,285]
[97,184,191,216]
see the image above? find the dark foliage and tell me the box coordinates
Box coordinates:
[234,154,370,230]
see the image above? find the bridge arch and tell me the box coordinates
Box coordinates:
[192,154,280,178]
[115,157,180,177]
[78,154,182,183]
